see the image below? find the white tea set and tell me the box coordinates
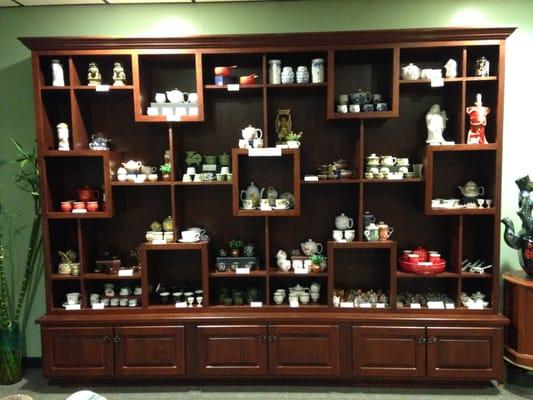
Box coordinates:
[365,153,414,179]
[117,160,159,183]
[147,89,198,117]
[333,213,356,242]
[273,282,321,305]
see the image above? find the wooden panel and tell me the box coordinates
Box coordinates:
[197,325,267,376]
[426,326,501,379]
[42,326,113,377]
[269,325,339,376]
[114,326,185,377]
[352,326,425,377]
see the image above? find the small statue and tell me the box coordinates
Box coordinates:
[57,122,70,151]
[275,109,292,143]
[475,56,490,77]
[87,62,102,86]
[112,62,126,86]
[425,104,448,144]
[466,94,490,144]
[444,58,457,78]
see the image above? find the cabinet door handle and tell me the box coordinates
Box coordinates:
[268,335,277,342]
[427,336,437,344]
[258,334,267,342]
[416,336,426,344]
[103,335,111,343]
[113,336,121,343]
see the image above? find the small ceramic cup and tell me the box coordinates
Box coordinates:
[344,230,356,241]
[332,230,344,242]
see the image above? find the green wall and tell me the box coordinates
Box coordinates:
[0,0,531,357]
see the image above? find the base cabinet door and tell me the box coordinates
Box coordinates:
[426,327,502,379]
[268,325,339,376]
[197,325,268,376]
[114,326,185,377]
[353,326,426,377]
[42,327,114,377]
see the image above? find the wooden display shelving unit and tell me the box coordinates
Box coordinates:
[22,27,513,383]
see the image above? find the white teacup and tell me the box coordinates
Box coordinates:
[186,167,196,175]
[182,174,192,182]
[299,292,310,305]
[181,230,200,242]
[66,292,80,305]
[128,298,138,307]
[220,166,230,175]
[242,199,254,209]
[344,229,356,241]
[275,199,289,209]
[397,158,409,165]
[187,227,206,236]
[119,298,128,307]
[127,174,136,182]
[147,107,159,116]
[287,140,300,149]
[311,292,320,303]
[260,198,271,209]
[333,230,344,241]
[135,174,147,183]
[188,92,198,103]
[337,104,348,113]
[349,104,360,113]
[276,249,287,259]
[134,287,142,296]
[253,138,264,148]
[292,259,303,269]
[148,173,158,182]
[110,298,119,307]
[278,260,291,272]
[238,139,249,149]
[155,93,166,103]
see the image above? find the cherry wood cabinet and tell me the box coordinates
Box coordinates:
[22,27,513,383]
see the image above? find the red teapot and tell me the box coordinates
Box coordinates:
[412,246,429,262]
[77,186,99,202]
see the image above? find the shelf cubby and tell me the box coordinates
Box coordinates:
[71,54,133,87]
[40,90,72,151]
[399,46,463,78]
[466,45,499,78]
[38,56,70,87]
[202,53,263,87]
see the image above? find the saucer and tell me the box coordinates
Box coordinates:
[272,206,289,210]
[178,238,200,243]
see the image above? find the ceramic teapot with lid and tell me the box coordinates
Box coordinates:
[166,89,185,103]
[335,213,354,230]
[458,180,485,200]
[240,181,264,207]
[122,160,142,173]
[401,63,421,80]
[265,186,278,206]
[300,239,323,256]
[241,125,263,141]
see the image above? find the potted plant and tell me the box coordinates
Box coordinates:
[228,239,243,257]
[0,140,42,384]
[57,250,78,276]
[285,131,302,149]
[159,163,171,181]
[310,254,326,273]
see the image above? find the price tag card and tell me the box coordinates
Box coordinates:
[340,302,354,308]
[72,209,87,213]
[410,303,421,309]
[91,303,105,310]
[235,267,250,274]
[227,84,240,92]
[376,303,386,309]
[427,301,445,309]
[360,303,372,308]
[430,77,444,87]
[467,302,484,310]
[175,301,187,308]
[95,84,110,92]
[289,299,300,308]
[166,115,181,122]
[248,147,282,157]
[445,303,456,309]
[304,175,319,181]
[250,301,263,308]
[118,269,134,277]
[151,239,166,245]
[65,304,81,310]
[294,268,309,274]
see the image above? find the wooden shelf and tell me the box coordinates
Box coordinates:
[141,241,209,251]
[268,269,328,278]
[399,77,463,85]
[461,272,493,279]
[135,114,203,123]
[329,110,397,120]
[72,85,134,91]
[46,211,111,219]
[174,181,232,186]
[209,271,266,278]
[204,83,264,90]
[266,82,327,89]
[362,178,424,184]
[41,86,70,91]
[83,273,142,280]
[427,207,496,215]
[426,143,497,152]
[396,271,459,279]
[50,274,81,280]
[43,149,110,157]
[235,209,299,217]
[301,178,359,185]
[328,240,396,249]
[111,181,172,186]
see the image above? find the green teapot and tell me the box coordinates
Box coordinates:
[240,181,264,207]
[218,152,231,166]
[185,151,202,166]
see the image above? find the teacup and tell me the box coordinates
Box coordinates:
[397,158,409,166]
[275,199,289,209]
[380,156,397,166]
[242,199,254,209]
[311,292,320,302]
[188,92,198,103]
[338,94,349,105]
[299,292,310,305]
[292,259,303,270]
[73,201,86,210]
[220,166,230,175]
[310,282,321,292]
[141,166,157,175]
[119,298,128,307]
[128,298,138,307]
[135,174,147,183]
[181,230,200,242]
[147,107,159,116]
[134,287,142,296]
[332,230,344,242]
[66,292,80,305]
[155,93,166,103]
[110,298,119,307]
[364,172,373,179]
[119,287,131,296]
[253,138,264,148]
[148,173,158,182]
[344,229,356,241]
[336,104,348,113]
[127,174,136,182]
[187,227,206,236]
[186,167,196,175]
[260,198,271,209]
[274,293,284,305]
[349,104,360,113]
[238,139,249,149]
[278,260,291,272]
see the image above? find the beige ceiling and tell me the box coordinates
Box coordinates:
[1,0,273,6]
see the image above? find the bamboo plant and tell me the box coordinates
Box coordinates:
[0,139,42,384]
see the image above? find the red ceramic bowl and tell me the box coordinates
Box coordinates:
[214,66,235,76]
[60,201,73,212]
[73,201,86,210]
[86,201,99,212]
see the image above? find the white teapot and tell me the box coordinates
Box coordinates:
[335,213,354,230]
[300,239,323,256]
[122,160,142,174]
[242,125,263,141]
[401,63,421,80]
[166,89,185,103]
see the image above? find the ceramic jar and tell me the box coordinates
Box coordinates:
[281,66,294,84]
[296,66,309,83]
[51,59,65,86]
[268,59,282,84]
[311,58,325,83]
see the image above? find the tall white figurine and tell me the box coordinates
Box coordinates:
[426,104,448,144]
[444,58,457,78]
[51,59,65,86]
[57,122,70,151]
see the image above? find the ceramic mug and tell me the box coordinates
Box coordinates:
[337,104,348,113]
[378,225,393,240]
[364,228,379,241]
[253,138,264,148]
[349,104,360,113]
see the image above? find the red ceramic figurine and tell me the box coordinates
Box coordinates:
[466,93,490,144]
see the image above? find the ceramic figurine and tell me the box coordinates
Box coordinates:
[275,109,292,143]
[425,104,448,144]
[87,62,102,86]
[475,56,490,77]
[466,94,490,144]
[444,58,458,78]
[51,59,65,86]
[56,122,70,151]
[502,175,533,276]
[112,61,126,86]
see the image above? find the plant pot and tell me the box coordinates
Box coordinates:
[0,322,22,385]
[230,249,240,257]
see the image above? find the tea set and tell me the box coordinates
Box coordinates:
[145,217,176,244]
[147,88,198,117]
[89,132,111,150]
[238,125,264,149]
[183,151,232,182]
[333,288,389,308]
[60,185,100,213]
[397,290,454,308]
[240,181,294,210]
[117,160,159,183]
[363,213,393,242]
[365,153,415,180]
[432,180,492,209]
[400,59,458,81]
[268,58,324,85]
[336,89,388,113]
[217,287,262,306]
[313,159,356,181]
[273,282,321,305]
[333,213,356,242]
[461,291,489,309]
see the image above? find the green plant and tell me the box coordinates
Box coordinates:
[159,163,171,174]
[228,239,243,250]
[0,139,42,384]
[58,250,77,264]
[310,254,325,265]
[285,131,302,141]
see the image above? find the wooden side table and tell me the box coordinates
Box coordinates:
[503,271,533,369]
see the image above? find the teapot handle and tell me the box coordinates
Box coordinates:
[256,128,263,139]
[92,190,100,200]
[347,218,354,229]
[391,157,397,165]
[479,187,485,196]
[316,243,323,254]
[240,190,246,202]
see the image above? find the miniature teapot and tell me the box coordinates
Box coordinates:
[166,89,185,103]
[412,246,429,262]
[185,151,202,166]
[401,63,421,80]
[239,181,264,207]
[458,180,485,199]
[241,125,263,141]
[335,213,354,230]
[121,160,142,173]
[300,239,323,256]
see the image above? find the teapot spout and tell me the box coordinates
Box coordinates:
[502,218,521,250]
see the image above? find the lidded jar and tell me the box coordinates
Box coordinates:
[311,58,325,83]
[281,66,294,84]
[268,59,282,84]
